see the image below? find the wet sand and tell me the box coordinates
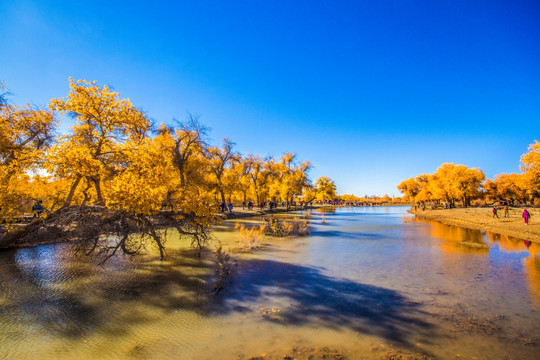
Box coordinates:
[413,207,540,243]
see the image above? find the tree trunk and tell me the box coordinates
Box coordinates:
[220,189,226,204]
[93,178,104,205]
[64,176,82,207]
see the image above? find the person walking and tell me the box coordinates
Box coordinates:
[522,209,531,225]
[503,205,509,218]
[492,206,499,218]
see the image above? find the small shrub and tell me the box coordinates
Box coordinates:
[262,217,293,237]
[234,223,266,251]
[296,219,310,235]
[262,217,310,236]
[214,245,235,291]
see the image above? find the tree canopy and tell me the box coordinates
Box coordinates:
[0,79,323,259]
[398,142,540,206]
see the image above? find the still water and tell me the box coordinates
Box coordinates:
[1,206,539,359]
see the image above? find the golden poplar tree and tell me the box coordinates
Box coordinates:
[47,78,150,207]
[315,176,337,201]
[0,83,56,221]
[520,140,540,203]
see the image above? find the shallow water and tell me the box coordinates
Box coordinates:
[1,206,539,359]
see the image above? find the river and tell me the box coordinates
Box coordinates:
[1,206,538,359]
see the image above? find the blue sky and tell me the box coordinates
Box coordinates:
[1,0,539,196]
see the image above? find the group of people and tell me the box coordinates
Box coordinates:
[219,200,312,213]
[219,202,234,212]
[219,201,283,212]
[241,201,287,210]
[492,205,532,225]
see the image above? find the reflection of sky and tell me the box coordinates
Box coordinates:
[14,245,61,284]
[13,243,135,286]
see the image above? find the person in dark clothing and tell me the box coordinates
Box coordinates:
[32,200,44,217]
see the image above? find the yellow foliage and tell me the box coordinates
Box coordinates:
[314,176,337,201]
[398,164,484,206]
[0,92,56,220]
[520,140,540,197]
[47,78,151,206]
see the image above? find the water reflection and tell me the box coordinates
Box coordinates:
[422,219,539,256]
[0,207,539,359]
[524,255,540,305]
[419,219,540,306]
[426,221,488,252]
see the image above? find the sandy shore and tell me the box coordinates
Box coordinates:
[0,205,316,250]
[412,207,540,243]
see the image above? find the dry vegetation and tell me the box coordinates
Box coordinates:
[262,216,311,237]
[234,223,267,252]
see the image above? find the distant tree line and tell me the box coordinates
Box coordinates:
[397,142,540,207]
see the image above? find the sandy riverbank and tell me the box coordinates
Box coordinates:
[412,207,540,243]
[0,205,318,250]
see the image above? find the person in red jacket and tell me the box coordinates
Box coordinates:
[522,209,531,225]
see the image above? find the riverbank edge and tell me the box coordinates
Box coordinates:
[0,205,323,251]
[411,208,540,244]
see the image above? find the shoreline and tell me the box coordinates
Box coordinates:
[216,205,313,220]
[0,205,325,251]
[412,207,540,243]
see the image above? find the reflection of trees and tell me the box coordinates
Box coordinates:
[524,245,540,306]
[427,221,488,253]
[485,233,524,253]
[425,221,540,306]
[476,233,540,305]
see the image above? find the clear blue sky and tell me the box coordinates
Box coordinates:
[1,0,539,196]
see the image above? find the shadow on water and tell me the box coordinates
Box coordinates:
[2,243,434,346]
[0,245,217,339]
[309,229,382,239]
[213,258,434,346]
